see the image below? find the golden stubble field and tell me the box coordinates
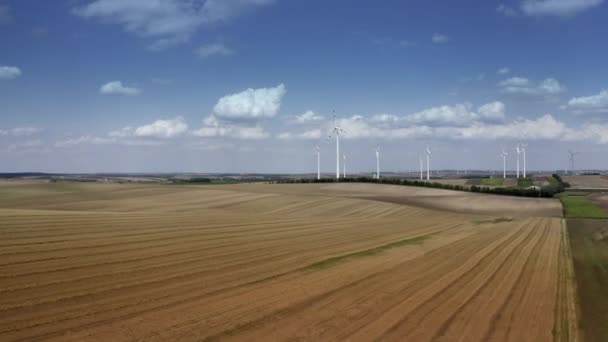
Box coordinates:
[0,181,577,341]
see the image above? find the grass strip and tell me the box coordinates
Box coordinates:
[563,191,589,197]
[473,217,514,225]
[567,219,608,341]
[561,195,608,219]
[517,177,534,188]
[306,235,431,270]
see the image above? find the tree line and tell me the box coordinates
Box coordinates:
[274,174,568,198]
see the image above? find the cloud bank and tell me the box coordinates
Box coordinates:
[404,102,506,126]
[567,89,608,113]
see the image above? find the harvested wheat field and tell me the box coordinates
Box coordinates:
[564,175,608,189]
[0,181,576,341]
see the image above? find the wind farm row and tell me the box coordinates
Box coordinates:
[315,115,542,182]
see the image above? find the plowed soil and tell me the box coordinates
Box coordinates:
[564,175,608,189]
[0,181,571,341]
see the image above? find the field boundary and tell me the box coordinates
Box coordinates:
[560,193,608,219]
[553,219,582,342]
[276,176,566,198]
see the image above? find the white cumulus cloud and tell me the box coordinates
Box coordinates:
[100,81,141,96]
[135,117,188,138]
[195,42,234,58]
[478,102,507,120]
[497,67,511,75]
[521,0,604,16]
[293,110,323,124]
[432,33,449,43]
[213,83,286,120]
[0,66,21,80]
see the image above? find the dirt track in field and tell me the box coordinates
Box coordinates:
[0,181,571,341]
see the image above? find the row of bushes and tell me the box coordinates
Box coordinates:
[173,177,213,183]
[275,175,566,198]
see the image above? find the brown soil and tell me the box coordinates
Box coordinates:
[293,183,562,217]
[563,175,608,189]
[587,192,608,221]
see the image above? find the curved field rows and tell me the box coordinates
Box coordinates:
[0,182,568,341]
[225,183,563,218]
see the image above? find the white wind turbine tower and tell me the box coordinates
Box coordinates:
[375,146,380,179]
[501,147,509,179]
[343,154,347,178]
[568,150,580,175]
[521,143,528,178]
[315,145,321,180]
[515,144,521,178]
[426,146,431,181]
[419,155,423,180]
[327,113,347,180]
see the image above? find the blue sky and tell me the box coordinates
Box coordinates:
[1,0,608,173]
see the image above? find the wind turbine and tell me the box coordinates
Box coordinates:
[343,154,347,178]
[515,144,521,178]
[327,112,347,180]
[419,155,423,180]
[375,146,380,179]
[426,145,431,181]
[501,147,508,179]
[315,145,320,180]
[521,143,528,178]
[568,150,580,175]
